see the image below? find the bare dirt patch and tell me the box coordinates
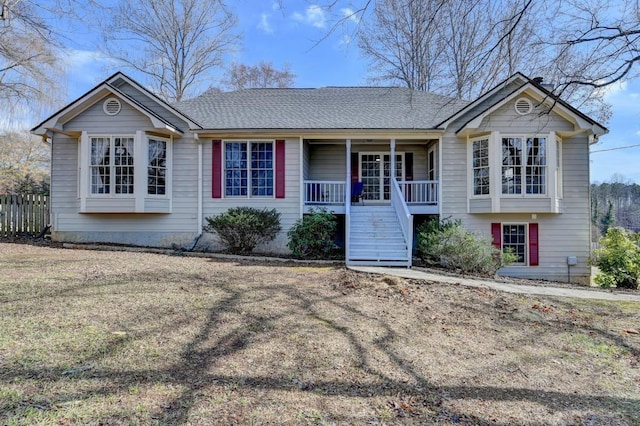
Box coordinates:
[1,243,639,425]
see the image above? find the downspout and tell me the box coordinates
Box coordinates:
[188,133,203,251]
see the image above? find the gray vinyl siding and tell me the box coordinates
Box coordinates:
[114,81,192,131]
[50,136,80,215]
[308,143,429,181]
[441,96,592,283]
[200,138,302,253]
[477,94,573,133]
[302,141,310,180]
[65,95,153,133]
[309,144,347,181]
[469,198,491,213]
[450,80,523,132]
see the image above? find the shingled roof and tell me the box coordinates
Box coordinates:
[173,87,470,130]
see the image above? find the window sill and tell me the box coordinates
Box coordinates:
[81,197,171,213]
[469,196,562,214]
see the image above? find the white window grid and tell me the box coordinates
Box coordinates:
[503,223,527,265]
[501,136,547,195]
[472,138,490,195]
[89,136,134,195]
[224,141,274,197]
[148,138,167,195]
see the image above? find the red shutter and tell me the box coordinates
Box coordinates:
[491,223,502,249]
[351,152,359,183]
[404,152,413,181]
[212,140,222,198]
[275,140,285,199]
[529,223,539,266]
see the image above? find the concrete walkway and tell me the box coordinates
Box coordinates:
[348,266,640,302]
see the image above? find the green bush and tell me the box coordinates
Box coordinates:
[592,227,640,289]
[287,209,337,258]
[418,219,516,275]
[204,207,281,254]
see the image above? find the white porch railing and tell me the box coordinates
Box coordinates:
[399,180,438,204]
[303,180,346,204]
[391,177,413,267]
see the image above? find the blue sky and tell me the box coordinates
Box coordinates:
[57,0,640,184]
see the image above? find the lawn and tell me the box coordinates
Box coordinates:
[1,242,639,425]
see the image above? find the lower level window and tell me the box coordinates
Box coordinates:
[225,141,273,197]
[503,224,527,264]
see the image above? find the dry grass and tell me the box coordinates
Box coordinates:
[1,242,639,425]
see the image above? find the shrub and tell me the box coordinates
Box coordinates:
[592,227,640,289]
[204,207,281,254]
[418,219,516,275]
[287,209,337,258]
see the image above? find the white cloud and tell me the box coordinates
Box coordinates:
[292,5,326,28]
[599,80,628,100]
[61,48,112,69]
[340,8,360,23]
[258,13,273,34]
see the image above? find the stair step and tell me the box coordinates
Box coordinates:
[348,205,410,266]
[347,260,410,267]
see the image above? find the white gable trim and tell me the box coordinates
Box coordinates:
[436,72,529,129]
[107,72,202,129]
[458,83,607,136]
[32,83,182,137]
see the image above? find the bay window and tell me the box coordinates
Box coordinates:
[148,138,167,195]
[90,136,134,194]
[501,136,546,195]
[472,138,490,195]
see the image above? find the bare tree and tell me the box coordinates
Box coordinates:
[357,0,447,92]
[0,130,50,194]
[103,0,239,102]
[357,0,541,100]
[220,62,296,91]
[0,0,64,120]
[548,0,640,91]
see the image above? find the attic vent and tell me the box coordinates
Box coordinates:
[103,98,121,116]
[514,97,533,115]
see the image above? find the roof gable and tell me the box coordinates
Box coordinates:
[31,73,201,138]
[437,73,607,137]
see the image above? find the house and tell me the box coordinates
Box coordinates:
[31,72,607,284]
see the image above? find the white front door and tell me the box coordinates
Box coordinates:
[359,152,404,202]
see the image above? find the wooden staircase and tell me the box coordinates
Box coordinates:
[347,205,411,267]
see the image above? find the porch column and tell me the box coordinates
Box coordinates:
[346,139,352,203]
[390,139,396,180]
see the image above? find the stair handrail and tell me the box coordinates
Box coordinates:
[390,177,413,267]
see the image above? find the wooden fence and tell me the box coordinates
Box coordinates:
[0,194,50,237]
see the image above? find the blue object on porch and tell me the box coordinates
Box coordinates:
[351,182,364,204]
[307,183,322,203]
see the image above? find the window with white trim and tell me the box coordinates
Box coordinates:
[556,137,563,198]
[148,138,167,195]
[501,136,546,195]
[90,136,134,194]
[472,138,490,195]
[224,141,274,197]
[503,224,527,264]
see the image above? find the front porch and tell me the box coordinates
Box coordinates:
[302,180,439,214]
[302,137,440,215]
[301,137,440,267]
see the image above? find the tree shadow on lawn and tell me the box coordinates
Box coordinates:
[2,264,639,425]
